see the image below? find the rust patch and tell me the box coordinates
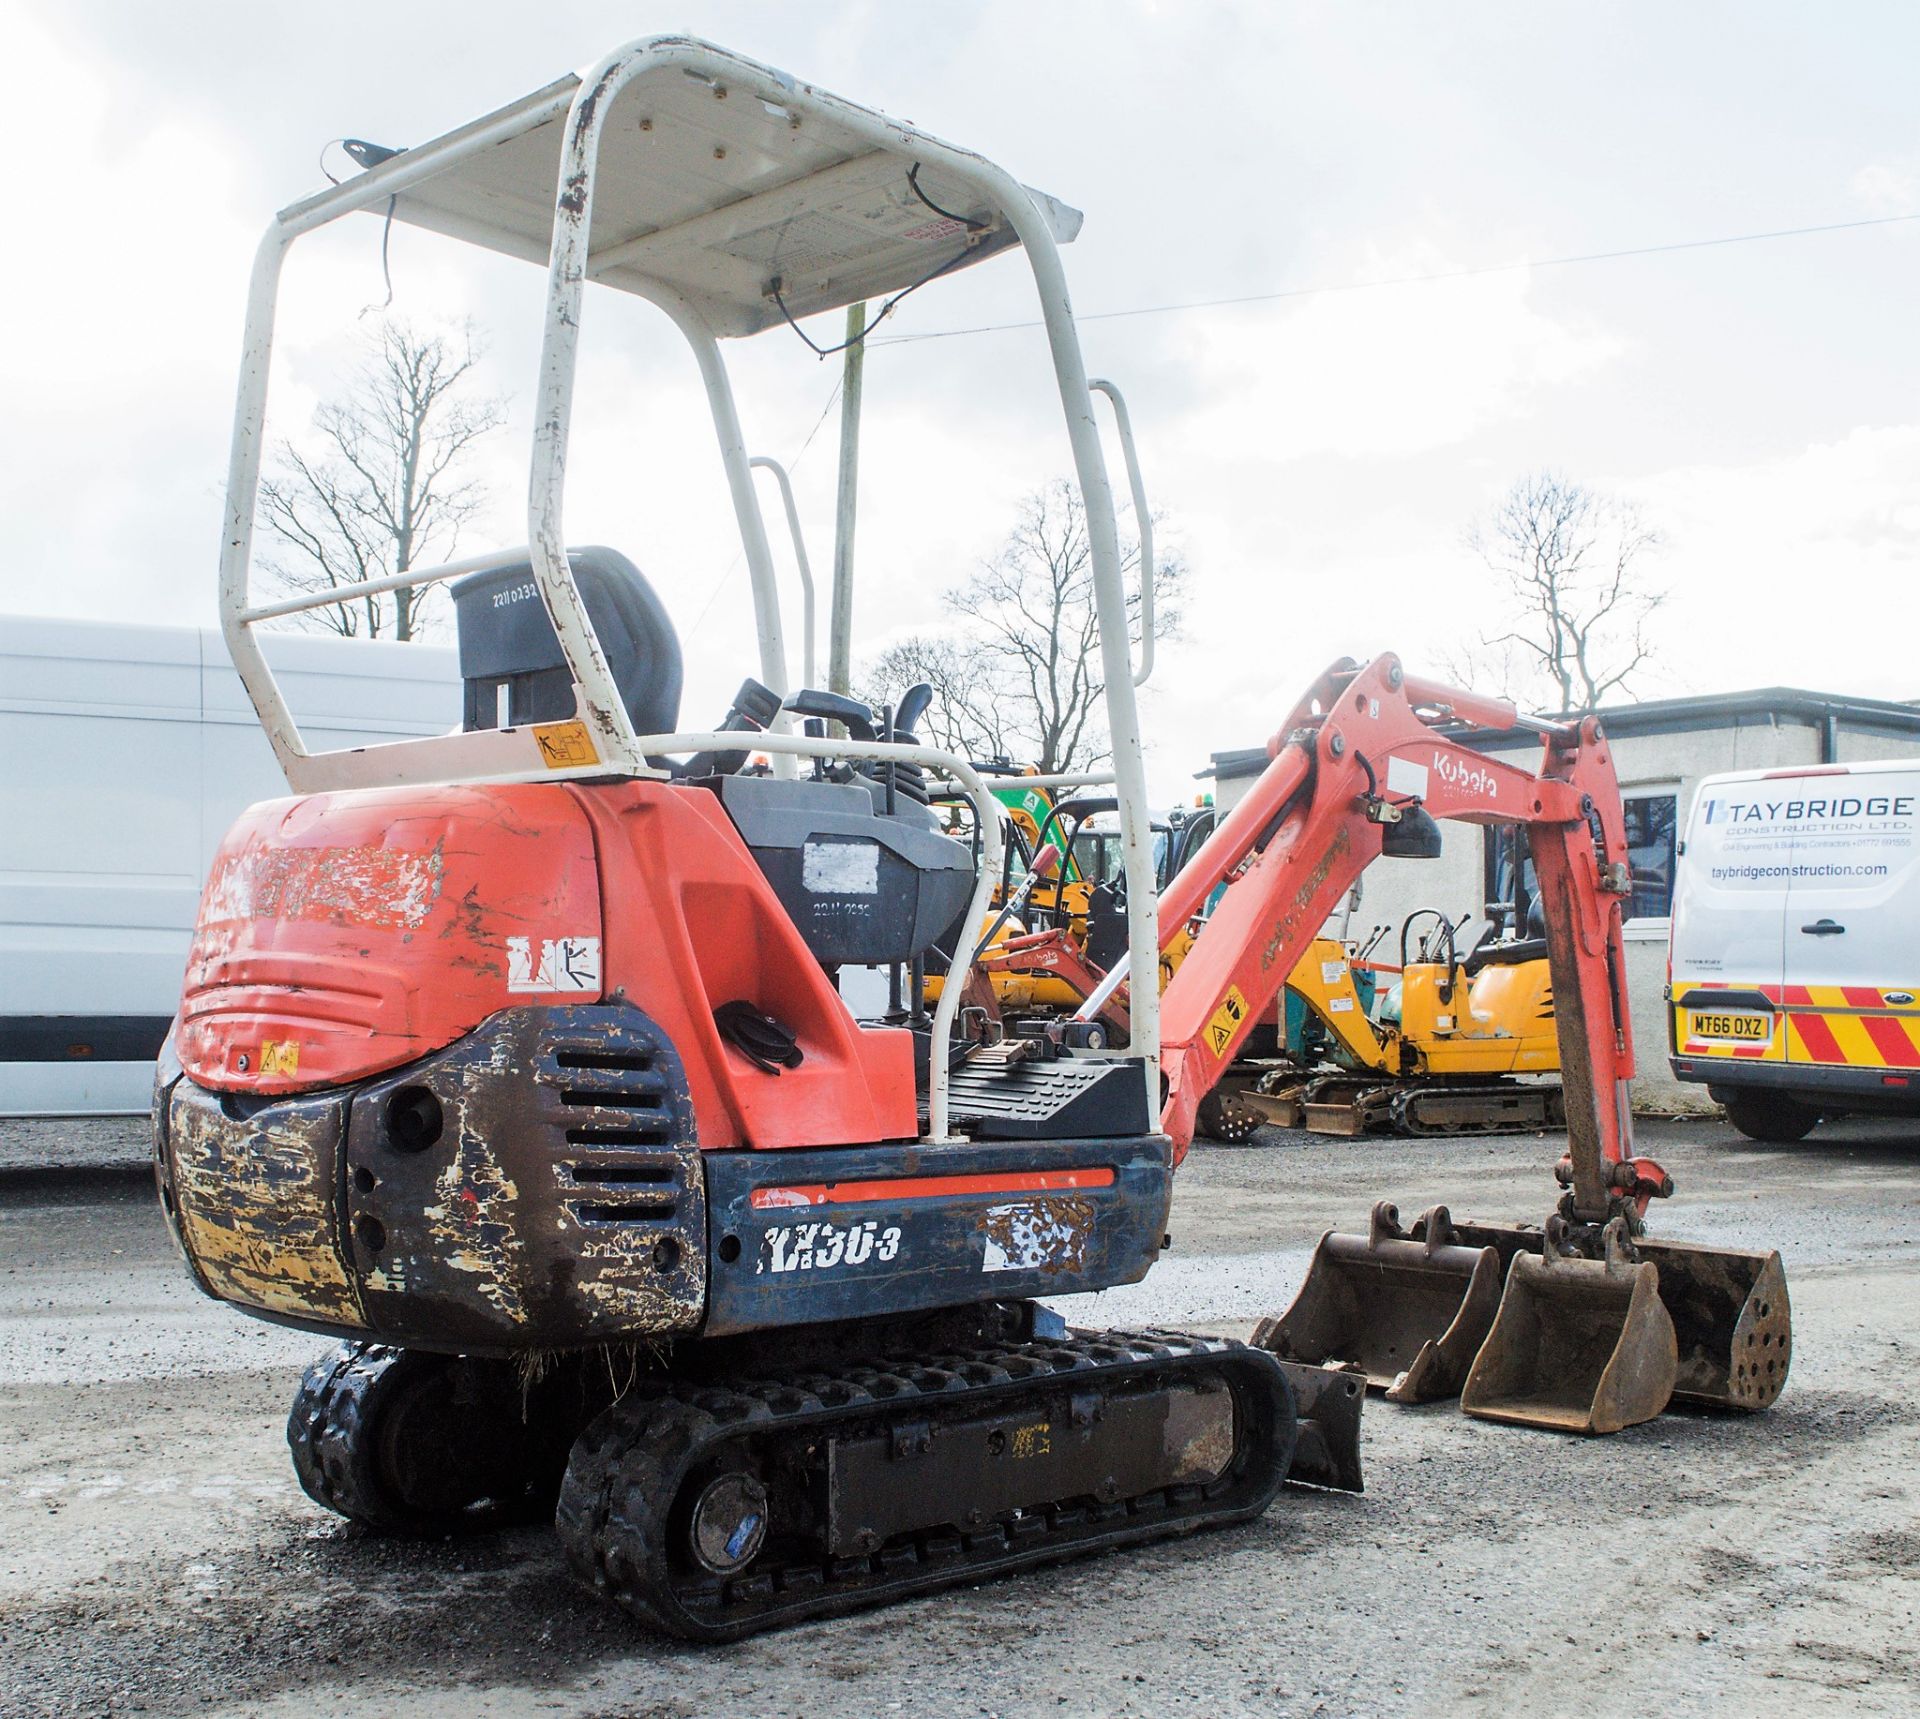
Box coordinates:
[1261,826,1352,971]
[977,1195,1095,1276]
[167,1084,364,1326]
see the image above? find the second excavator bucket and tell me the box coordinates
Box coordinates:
[1254,1203,1503,1404]
[1460,1221,1677,1435]
[1635,1238,1792,1411]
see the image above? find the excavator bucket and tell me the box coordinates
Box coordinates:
[1636,1238,1792,1411]
[1459,1222,1677,1434]
[1254,1204,1503,1404]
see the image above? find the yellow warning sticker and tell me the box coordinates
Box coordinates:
[534,720,599,770]
[1204,986,1249,1057]
[259,1039,300,1078]
[1010,1421,1052,1459]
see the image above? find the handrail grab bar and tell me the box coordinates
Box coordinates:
[1088,378,1154,688]
[749,456,818,690]
[238,546,539,625]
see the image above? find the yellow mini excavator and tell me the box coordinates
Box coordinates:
[1231,911,1564,1138]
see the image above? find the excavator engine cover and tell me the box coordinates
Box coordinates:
[1459,1222,1677,1435]
[1254,1203,1502,1404]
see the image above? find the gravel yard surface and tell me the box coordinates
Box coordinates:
[2,1114,1916,1717]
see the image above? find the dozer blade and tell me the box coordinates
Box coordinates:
[1460,1220,1677,1435]
[1254,1203,1503,1404]
[1273,1358,1366,1492]
[1636,1238,1791,1411]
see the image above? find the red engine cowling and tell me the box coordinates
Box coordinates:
[176,779,915,1149]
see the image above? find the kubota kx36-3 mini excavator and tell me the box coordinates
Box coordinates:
[153,37,1790,1641]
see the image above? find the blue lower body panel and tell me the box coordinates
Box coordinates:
[701,1135,1173,1337]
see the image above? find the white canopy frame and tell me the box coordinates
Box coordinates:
[214,34,1164,1112]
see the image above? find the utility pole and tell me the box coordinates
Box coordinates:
[828,302,866,697]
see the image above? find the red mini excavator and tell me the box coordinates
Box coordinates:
[154,37,1789,1641]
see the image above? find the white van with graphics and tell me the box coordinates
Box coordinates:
[1669,760,1920,1140]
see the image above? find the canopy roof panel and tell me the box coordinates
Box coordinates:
[286,40,1082,338]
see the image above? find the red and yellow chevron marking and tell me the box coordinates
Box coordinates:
[1780,985,1920,1070]
[1676,982,1920,1070]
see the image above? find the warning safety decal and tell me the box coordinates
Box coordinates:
[533,720,599,770]
[1204,986,1249,1057]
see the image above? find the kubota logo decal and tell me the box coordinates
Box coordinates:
[1432,751,1499,799]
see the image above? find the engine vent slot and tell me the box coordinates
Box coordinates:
[571,1199,679,1225]
[559,1088,667,1110]
[556,1048,657,1072]
[569,1162,679,1184]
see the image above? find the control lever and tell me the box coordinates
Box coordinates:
[674,678,782,778]
[783,688,876,741]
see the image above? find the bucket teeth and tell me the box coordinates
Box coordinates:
[1460,1221,1677,1435]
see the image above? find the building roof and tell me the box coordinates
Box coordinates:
[1205,685,1920,780]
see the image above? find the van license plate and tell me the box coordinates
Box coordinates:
[1688,1010,1771,1043]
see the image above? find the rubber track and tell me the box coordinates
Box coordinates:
[287,1342,410,1531]
[555,1328,1295,1641]
[287,1340,561,1536]
[1391,1083,1565,1136]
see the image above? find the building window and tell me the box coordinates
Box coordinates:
[1483,790,1678,928]
[1622,793,1677,920]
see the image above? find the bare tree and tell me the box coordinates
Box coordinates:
[260,319,506,639]
[1459,471,1665,713]
[864,481,1183,772]
[862,635,1013,762]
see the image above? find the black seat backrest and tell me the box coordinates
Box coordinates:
[451,547,682,737]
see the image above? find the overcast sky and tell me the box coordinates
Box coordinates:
[5,1,1915,798]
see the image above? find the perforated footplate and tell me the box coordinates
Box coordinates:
[944,1055,1152,1140]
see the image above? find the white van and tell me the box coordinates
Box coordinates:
[1,616,458,1116]
[1669,760,1920,1140]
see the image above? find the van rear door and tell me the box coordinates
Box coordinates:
[1670,774,1790,1066]
[1779,763,1920,1075]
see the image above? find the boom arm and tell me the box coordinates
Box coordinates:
[1157,654,1669,1226]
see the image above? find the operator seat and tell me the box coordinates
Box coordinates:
[451,547,682,735]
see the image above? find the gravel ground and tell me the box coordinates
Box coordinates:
[2,1113,1917,1717]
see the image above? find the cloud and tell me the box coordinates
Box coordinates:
[1635,425,1920,701]
[1164,249,1625,464]
[1851,159,1920,217]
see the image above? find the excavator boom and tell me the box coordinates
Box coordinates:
[1156,654,1655,1211]
[1145,653,1787,1432]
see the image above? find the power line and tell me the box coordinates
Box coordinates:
[871,211,1920,347]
